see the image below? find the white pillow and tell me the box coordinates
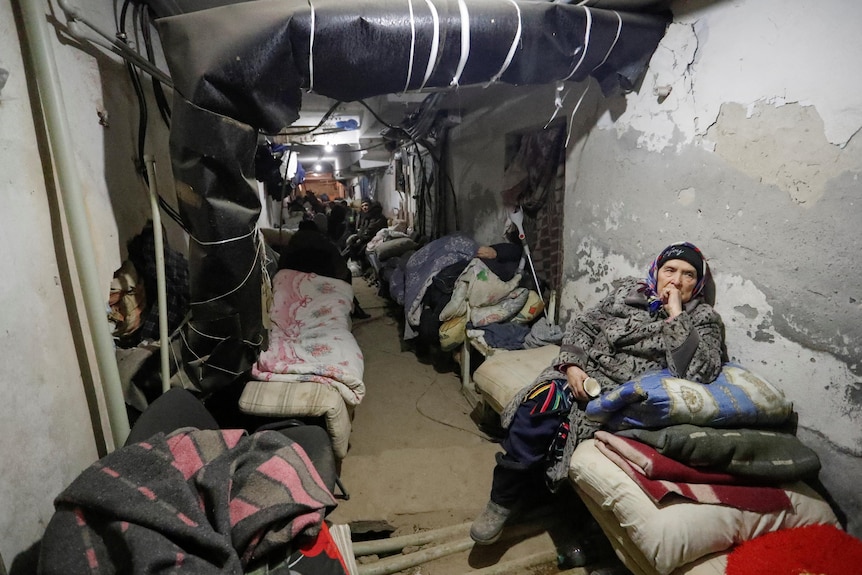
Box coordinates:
[569,439,839,575]
[472,345,560,413]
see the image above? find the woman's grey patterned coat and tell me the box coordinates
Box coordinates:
[501,276,724,487]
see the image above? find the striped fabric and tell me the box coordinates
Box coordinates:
[40,429,338,574]
[239,378,352,459]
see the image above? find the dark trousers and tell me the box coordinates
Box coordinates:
[490,395,567,507]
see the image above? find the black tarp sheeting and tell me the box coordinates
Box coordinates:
[150,0,669,392]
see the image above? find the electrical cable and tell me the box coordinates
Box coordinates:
[272,100,342,136]
[140,6,170,127]
[114,0,188,234]
[414,373,494,440]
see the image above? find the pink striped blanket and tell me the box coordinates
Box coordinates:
[40,429,338,574]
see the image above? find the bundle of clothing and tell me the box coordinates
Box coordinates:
[386,233,556,354]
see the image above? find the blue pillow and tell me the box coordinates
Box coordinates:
[585,363,793,431]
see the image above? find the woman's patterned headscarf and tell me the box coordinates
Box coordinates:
[639,242,709,314]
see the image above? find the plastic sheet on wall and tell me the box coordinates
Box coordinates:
[148,0,669,391]
[169,99,264,393]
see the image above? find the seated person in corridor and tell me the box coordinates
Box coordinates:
[470,242,725,546]
[342,199,387,267]
[279,219,370,319]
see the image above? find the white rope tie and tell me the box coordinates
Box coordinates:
[419,0,441,90]
[592,11,622,72]
[484,0,522,87]
[564,82,590,149]
[450,0,471,87]
[191,233,262,305]
[562,6,592,82]
[179,326,246,376]
[544,81,569,129]
[187,321,227,342]
[404,0,417,92]
[307,0,316,92]
[189,228,256,247]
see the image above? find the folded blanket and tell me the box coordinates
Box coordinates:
[586,363,793,430]
[617,424,821,481]
[594,430,793,513]
[40,429,337,575]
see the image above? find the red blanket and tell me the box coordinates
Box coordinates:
[594,431,792,513]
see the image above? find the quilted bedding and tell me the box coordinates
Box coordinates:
[585,363,792,431]
[251,270,365,407]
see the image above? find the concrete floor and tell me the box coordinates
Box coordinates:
[327,280,601,575]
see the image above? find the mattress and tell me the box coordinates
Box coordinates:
[240,269,365,460]
[239,379,353,460]
[471,344,560,413]
[569,439,840,575]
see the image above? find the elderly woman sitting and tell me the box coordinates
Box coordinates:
[470,242,725,548]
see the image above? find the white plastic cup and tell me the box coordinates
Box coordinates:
[583,377,601,398]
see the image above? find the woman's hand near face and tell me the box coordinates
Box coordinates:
[565,365,590,401]
[662,284,683,318]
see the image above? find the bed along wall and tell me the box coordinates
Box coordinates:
[448,0,862,537]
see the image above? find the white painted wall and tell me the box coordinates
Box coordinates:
[1,0,177,568]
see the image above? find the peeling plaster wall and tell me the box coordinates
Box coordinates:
[448,0,862,538]
[565,0,862,535]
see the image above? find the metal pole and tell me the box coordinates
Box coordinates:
[20,0,130,448]
[144,156,171,394]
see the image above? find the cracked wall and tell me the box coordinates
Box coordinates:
[708,102,859,205]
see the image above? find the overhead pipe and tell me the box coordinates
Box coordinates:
[20,0,130,448]
[58,0,174,87]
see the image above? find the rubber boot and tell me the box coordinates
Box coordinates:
[470,453,529,545]
[470,500,513,545]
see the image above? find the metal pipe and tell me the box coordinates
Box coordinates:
[20,0,130,448]
[144,156,171,393]
[59,0,174,87]
[356,536,475,575]
[354,519,557,575]
[352,522,471,556]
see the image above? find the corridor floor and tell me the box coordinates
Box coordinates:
[326,280,595,575]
